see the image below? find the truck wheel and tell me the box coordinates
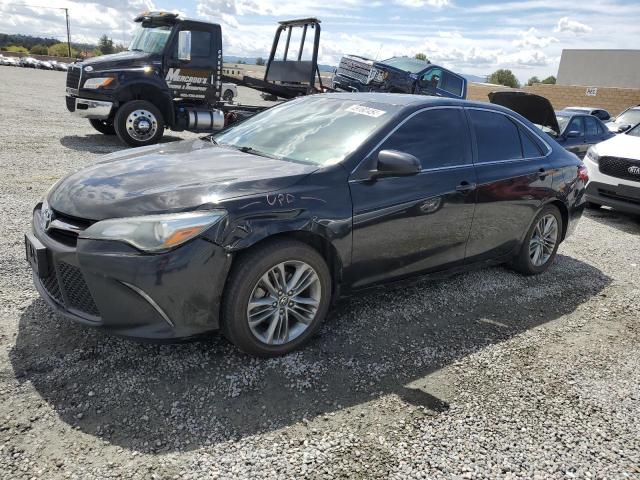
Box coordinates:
[223,89,234,102]
[89,119,116,135]
[114,100,164,147]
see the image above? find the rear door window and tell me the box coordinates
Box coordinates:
[520,128,543,157]
[567,117,585,137]
[585,116,599,137]
[380,108,471,169]
[468,110,523,163]
[441,72,463,96]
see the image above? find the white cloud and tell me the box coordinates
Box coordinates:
[437,31,462,39]
[554,17,592,34]
[512,27,558,48]
[393,0,450,7]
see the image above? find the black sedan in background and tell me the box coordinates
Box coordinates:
[490,91,614,158]
[26,93,587,356]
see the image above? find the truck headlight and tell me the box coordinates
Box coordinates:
[585,147,600,164]
[83,77,115,89]
[80,210,227,252]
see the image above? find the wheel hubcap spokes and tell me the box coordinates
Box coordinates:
[529,214,558,267]
[247,261,321,345]
[126,109,158,141]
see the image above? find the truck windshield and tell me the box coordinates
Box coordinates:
[129,25,172,54]
[213,97,397,166]
[381,57,429,73]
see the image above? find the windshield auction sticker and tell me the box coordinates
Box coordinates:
[346,105,386,118]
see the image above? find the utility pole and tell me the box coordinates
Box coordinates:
[65,7,71,58]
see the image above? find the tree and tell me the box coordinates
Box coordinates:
[4,45,29,53]
[414,52,428,62]
[48,43,78,58]
[526,76,540,86]
[255,57,265,66]
[30,44,48,55]
[487,69,520,88]
[98,35,115,55]
[541,75,556,84]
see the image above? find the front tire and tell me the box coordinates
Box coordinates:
[221,240,332,357]
[222,89,234,102]
[114,100,165,147]
[511,204,562,276]
[89,119,116,135]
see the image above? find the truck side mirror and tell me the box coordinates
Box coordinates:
[178,31,192,61]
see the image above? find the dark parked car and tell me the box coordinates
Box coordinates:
[332,55,467,99]
[25,93,587,356]
[490,91,614,158]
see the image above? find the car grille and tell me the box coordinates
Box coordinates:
[598,156,640,182]
[40,262,100,318]
[336,56,374,85]
[66,65,81,90]
[58,262,100,317]
[47,209,93,247]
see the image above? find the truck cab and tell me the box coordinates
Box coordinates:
[65,11,226,147]
[332,55,467,99]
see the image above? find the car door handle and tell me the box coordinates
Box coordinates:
[456,181,477,193]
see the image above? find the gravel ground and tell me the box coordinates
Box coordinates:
[1,66,639,479]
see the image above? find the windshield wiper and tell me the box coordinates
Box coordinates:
[236,146,279,159]
[208,137,219,146]
[129,48,144,52]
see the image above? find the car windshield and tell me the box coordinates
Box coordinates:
[129,25,172,54]
[380,57,428,73]
[556,114,571,132]
[616,109,640,126]
[213,97,397,166]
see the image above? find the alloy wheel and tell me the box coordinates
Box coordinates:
[246,260,321,345]
[529,213,558,267]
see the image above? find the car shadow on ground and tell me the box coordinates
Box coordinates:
[584,207,640,235]
[59,134,184,155]
[11,254,610,453]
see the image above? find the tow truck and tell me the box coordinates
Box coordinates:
[65,12,327,147]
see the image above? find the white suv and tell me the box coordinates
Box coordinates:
[584,123,640,214]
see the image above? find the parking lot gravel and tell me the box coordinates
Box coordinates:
[1,65,639,479]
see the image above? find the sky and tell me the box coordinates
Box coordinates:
[1,0,639,83]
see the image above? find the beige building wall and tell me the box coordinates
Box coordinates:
[467,82,640,116]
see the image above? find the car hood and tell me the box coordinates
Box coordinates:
[79,50,156,71]
[489,91,560,135]
[591,132,640,159]
[48,138,319,220]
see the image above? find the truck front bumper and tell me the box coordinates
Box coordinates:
[65,95,113,120]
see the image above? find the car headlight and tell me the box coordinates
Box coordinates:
[83,77,115,89]
[585,147,600,164]
[80,210,227,252]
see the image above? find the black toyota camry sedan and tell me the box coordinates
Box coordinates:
[26,93,588,356]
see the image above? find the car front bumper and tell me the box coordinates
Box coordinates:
[65,95,113,120]
[28,206,232,340]
[586,181,640,214]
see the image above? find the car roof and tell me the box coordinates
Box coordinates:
[320,92,495,110]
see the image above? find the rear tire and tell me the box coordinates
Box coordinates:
[114,100,165,147]
[223,89,234,102]
[221,240,332,357]
[511,204,562,276]
[89,119,116,135]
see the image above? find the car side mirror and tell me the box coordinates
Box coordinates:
[617,124,632,133]
[374,150,421,178]
[178,31,192,61]
[566,130,581,138]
